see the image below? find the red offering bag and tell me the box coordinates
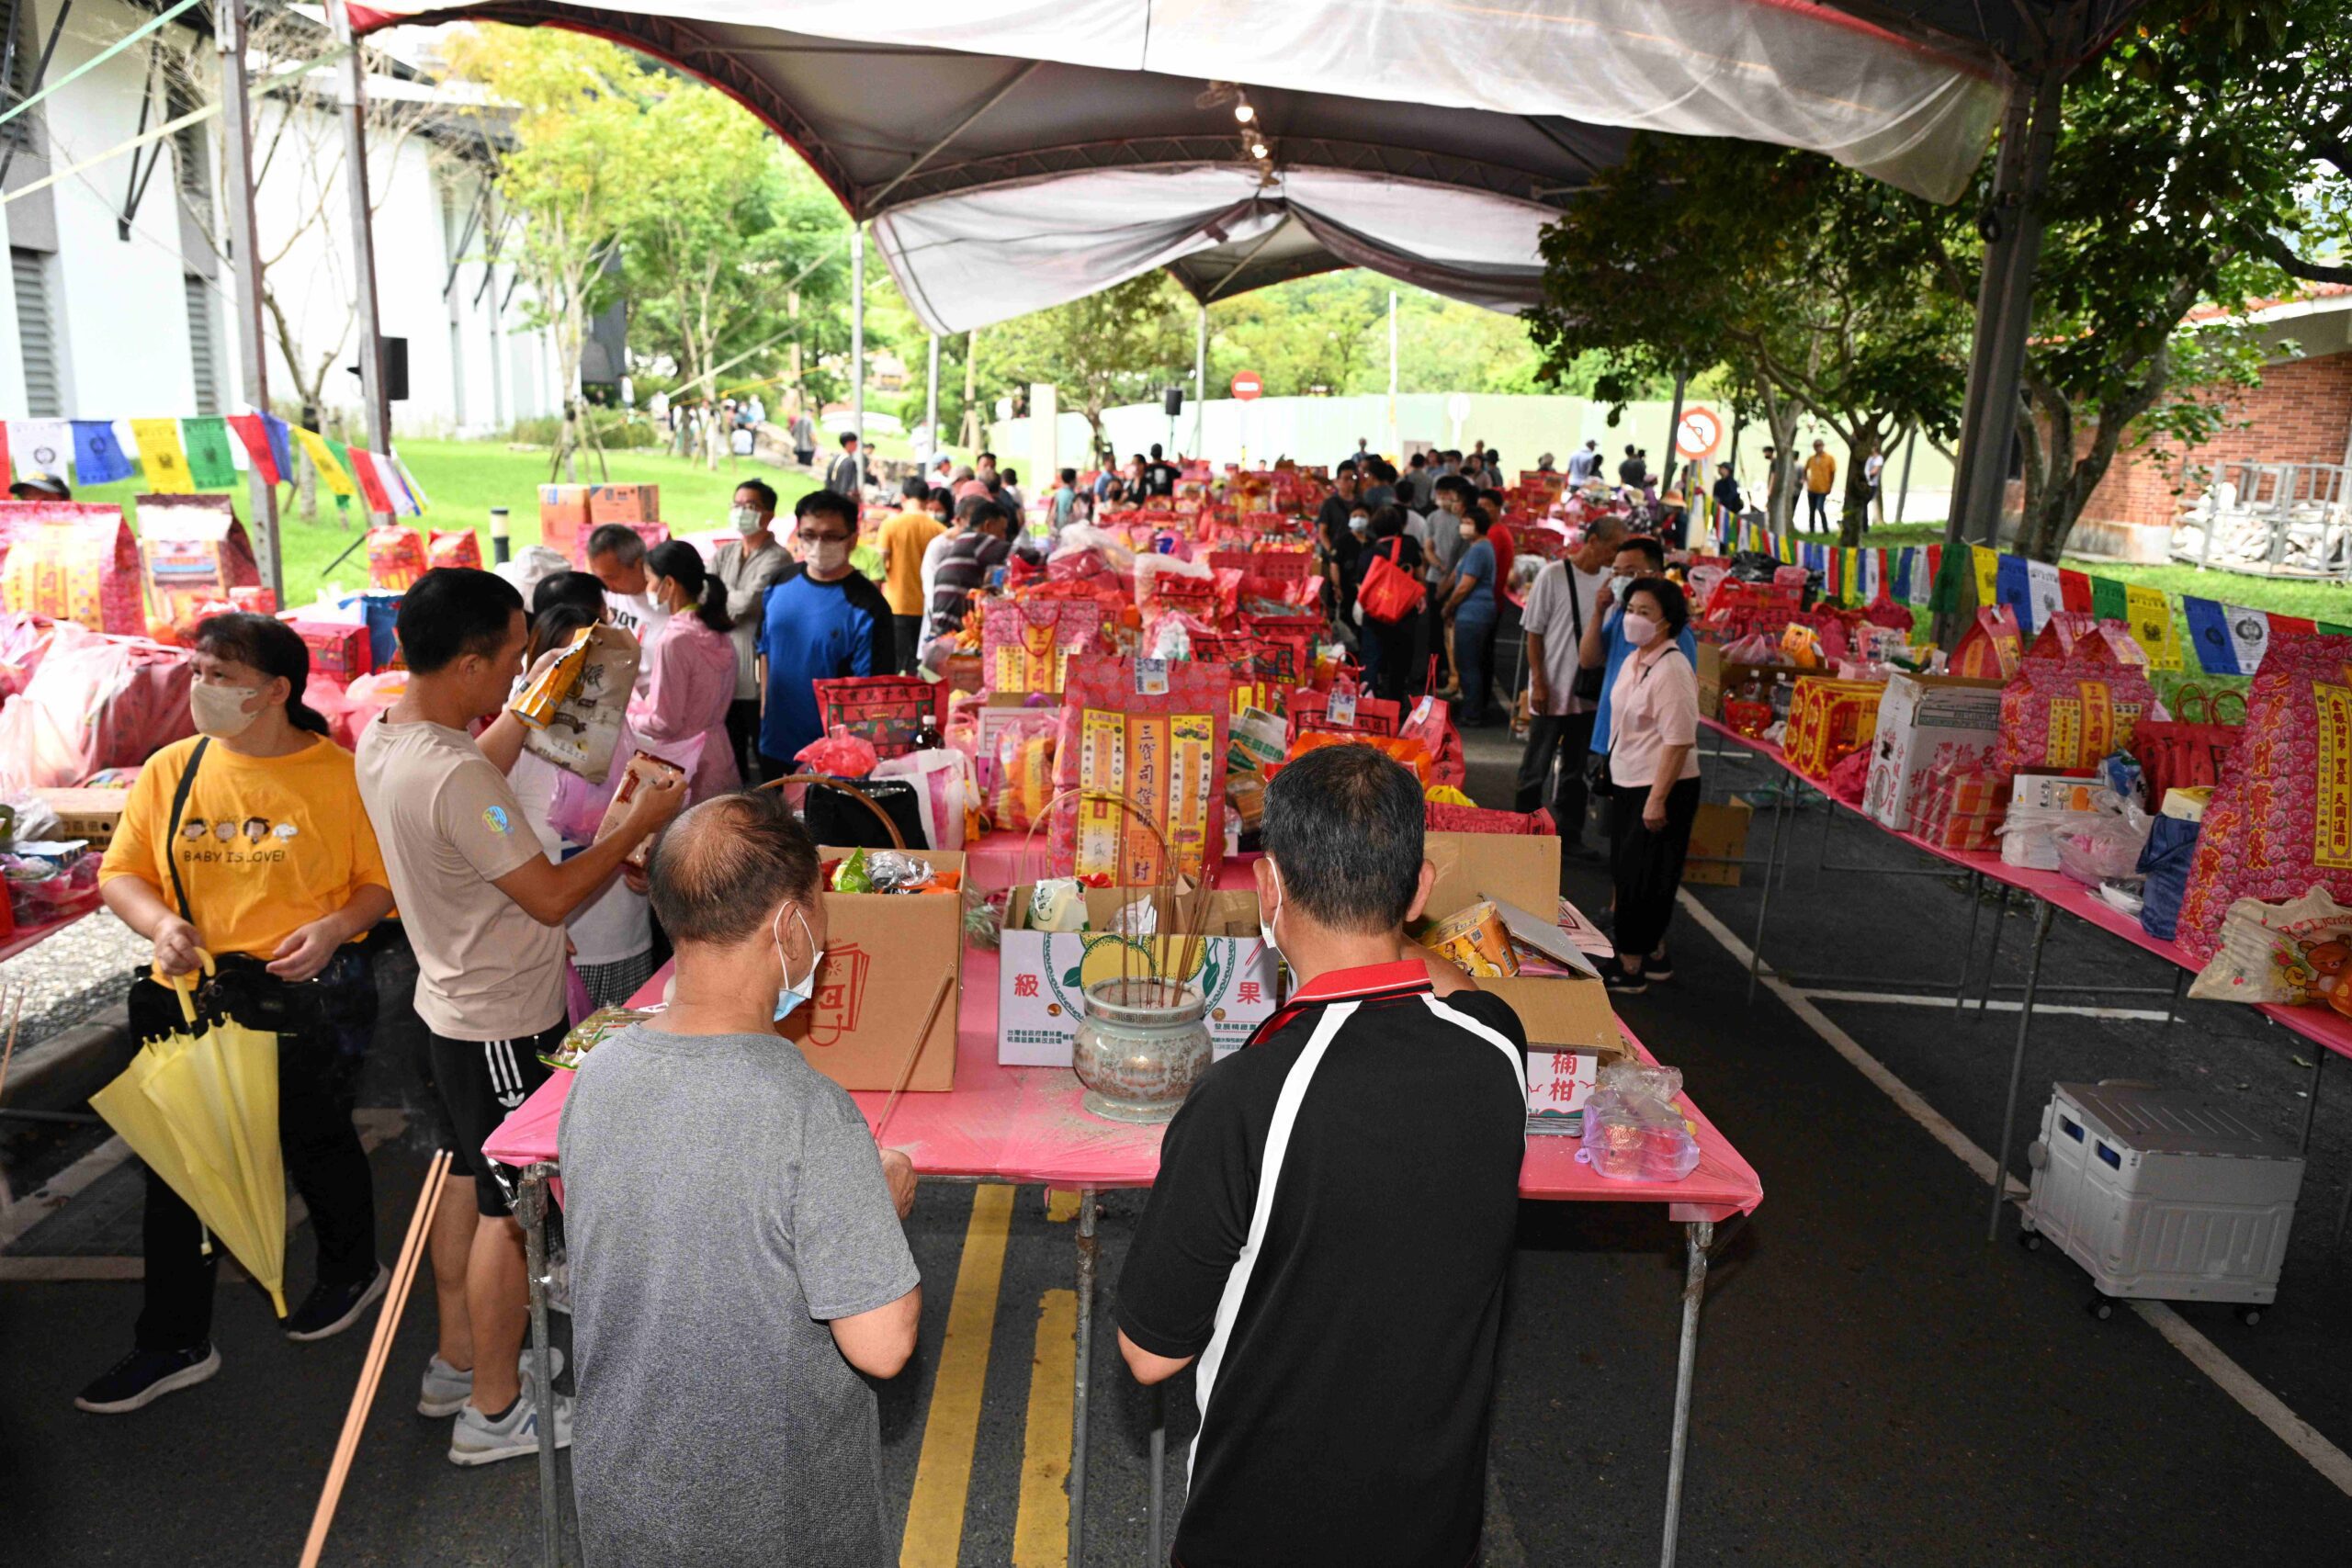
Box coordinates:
[428,529,484,570]
[1994,630,2157,774]
[2128,685,2246,800]
[1356,536,1426,624]
[981,599,1103,696]
[1286,683,1401,743]
[366,525,428,592]
[2176,629,2352,959]
[1048,655,1232,886]
[812,675,944,761]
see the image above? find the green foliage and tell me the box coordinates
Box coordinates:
[1194,272,1554,399]
[979,275,1194,444]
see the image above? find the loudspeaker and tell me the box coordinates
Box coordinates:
[382,336,410,401]
[1163,386,1184,417]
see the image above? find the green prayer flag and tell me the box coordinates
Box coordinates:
[179,417,239,488]
[1928,542,1967,616]
[2089,574,2128,622]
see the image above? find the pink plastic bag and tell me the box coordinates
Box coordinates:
[795,726,881,778]
[0,624,194,792]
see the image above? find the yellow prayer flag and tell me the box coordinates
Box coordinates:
[2124,583,2185,671]
[129,417,195,494]
[295,427,357,498]
[1971,546,1999,612]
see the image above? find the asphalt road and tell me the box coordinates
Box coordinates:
[6,723,2352,1565]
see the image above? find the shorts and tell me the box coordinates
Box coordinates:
[425,1022,566,1217]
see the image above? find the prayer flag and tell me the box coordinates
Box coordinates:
[1994,552,2034,631]
[180,418,240,488]
[1841,548,1860,604]
[297,428,356,498]
[339,442,396,514]
[130,418,197,493]
[263,415,296,485]
[1971,546,1999,613]
[2122,584,2182,670]
[2089,575,2128,623]
[226,414,280,484]
[2058,569,2094,614]
[0,423,9,488]
[2182,597,2270,675]
[9,418,71,481]
[2024,558,2064,629]
[2270,614,2318,636]
[71,420,133,484]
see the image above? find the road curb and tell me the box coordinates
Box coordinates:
[2,1005,134,1115]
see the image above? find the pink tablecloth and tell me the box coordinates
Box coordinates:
[485,936,1763,1223]
[0,904,95,966]
[1699,717,2352,1064]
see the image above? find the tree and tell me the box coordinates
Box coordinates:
[1525,135,1969,544]
[980,275,1191,454]
[444,28,658,480]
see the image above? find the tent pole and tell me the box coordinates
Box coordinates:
[1664,371,1687,496]
[215,0,281,602]
[926,333,939,463]
[1896,425,1917,525]
[851,221,865,495]
[1387,290,1399,459]
[324,0,391,525]
[1193,303,1206,457]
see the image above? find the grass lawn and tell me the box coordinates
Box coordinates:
[69,440,819,607]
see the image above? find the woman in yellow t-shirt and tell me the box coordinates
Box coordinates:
[75,614,397,1416]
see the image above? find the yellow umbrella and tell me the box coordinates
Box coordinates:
[90,960,287,1315]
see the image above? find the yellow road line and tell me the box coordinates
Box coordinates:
[899,1185,1014,1568]
[1012,1289,1078,1566]
[1045,1188,1081,1223]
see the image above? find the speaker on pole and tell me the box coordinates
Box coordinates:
[1162,386,1184,418]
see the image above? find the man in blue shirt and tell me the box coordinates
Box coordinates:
[1585,536,1697,756]
[756,490,896,774]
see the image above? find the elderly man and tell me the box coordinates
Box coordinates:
[560,790,919,1566]
[1515,512,1626,857]
[1117,743,1528,1568]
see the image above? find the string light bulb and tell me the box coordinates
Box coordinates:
[1234,101,1256,124]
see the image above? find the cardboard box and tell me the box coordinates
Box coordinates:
[1861,673,2006,830]
[28,787,129,850]
[1526,1046,1604,1136]
[779,847,967,1091]
[2010,772,2102,813]
[1683,799,1753,886]
[586,483,660,525]
[538,485,591,561]
[997,885,1276,1065]
[1695,642,1781,720]
[1422,831,1622,1055]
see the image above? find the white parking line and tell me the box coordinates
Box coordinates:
[1677,889,2352,1498]
[1794,989,2176,1023]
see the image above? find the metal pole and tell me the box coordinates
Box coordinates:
[1194,302,1208,457]
[518,1165,562,1568]
[1658,1218,1715,1568]
[850,222,865,498]
[1148,1383,1166,1566]
[323,0,391,525]
[1069,1189,1098,1568]
[2299,1051,2324,1156]
[1746,778,1789,1002]
[1664,371,1687,498]
[1977,887,2010,1012]
[1895,426,1917,525]
[1988,900,2054,1240]
[215,0,282,601]
[925,333,939,461]
[1387,289,1399,457]
[1952,871,1984,1008]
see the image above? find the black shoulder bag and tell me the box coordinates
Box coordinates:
[1568,575,1607,704]
[163,738,211,927]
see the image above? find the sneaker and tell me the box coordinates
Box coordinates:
[286,1264,390,1343]
[1599,957,1649,996]
[75,1344,220,1415]
[420,1348,568,1418]
[1645,948,1675,983]
[449,1385,575,1467]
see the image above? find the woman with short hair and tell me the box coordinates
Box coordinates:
[1597,577,1702,994]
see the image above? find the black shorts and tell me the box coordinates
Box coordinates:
[425,1023,565,1217]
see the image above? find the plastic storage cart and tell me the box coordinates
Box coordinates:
[2020,1081,2303,1323]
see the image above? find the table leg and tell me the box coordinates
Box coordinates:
[2165,968,2187,1027]
[1070,1188,1098,1568]
[1148,1383,1166,1567]
[1951,872,1984,1008]
[1746,783,1789,1004]
[1976,887,2010,1013]
[518,1164,562,1568]
[1811,785,1834,877]
[1658,1218,1716,1568]
[2300,1050,2325,1156]
[1987,901,2054,1241]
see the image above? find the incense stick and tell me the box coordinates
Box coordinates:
[300,1150,453,1568]
[875,969,957,1142]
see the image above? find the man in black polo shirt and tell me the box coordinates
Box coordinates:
[1116,745,1529,1568]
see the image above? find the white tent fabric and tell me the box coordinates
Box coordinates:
[361,0,2001,204]
[875,166,1555,333]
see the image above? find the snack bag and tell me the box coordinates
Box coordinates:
[2188,886,2352,1013]
[521,624,639,782]
[1422,900,1519,978]
[592,753,685,868]
[365,525,428,592]
[428,528,485,570]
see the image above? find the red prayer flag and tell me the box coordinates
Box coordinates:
[226,413,281,485]
[0,422,11,491]
[2270,614,2318,635]
[347,447,397,514]
[2058,569,2094,614]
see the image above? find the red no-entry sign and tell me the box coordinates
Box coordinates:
[1230,371,1263,401]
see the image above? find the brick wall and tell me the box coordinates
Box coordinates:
[2073,350,2352,529]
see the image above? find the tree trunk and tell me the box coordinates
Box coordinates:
[1761,392,1800,538]
[1838,425,1883,547]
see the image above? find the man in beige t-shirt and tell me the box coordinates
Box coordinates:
[357,567,682,1468]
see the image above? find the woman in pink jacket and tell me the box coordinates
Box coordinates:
[629,541,741,800]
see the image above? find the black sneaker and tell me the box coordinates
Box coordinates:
[1645,948,1674,982]
[75,1344,220,1414]
[1599,957,1649,995]
[286,1264,390,1343]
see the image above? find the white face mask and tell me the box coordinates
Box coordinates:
[1622,612,1662,648]
[190,682,262,739]
[1349,514,1370,536]
[806,538,851,574]
[730,505,763,536]
[772,904,824,1021]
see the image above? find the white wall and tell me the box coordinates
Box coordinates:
[0,0,558,437]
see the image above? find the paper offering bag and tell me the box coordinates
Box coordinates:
[1049,655,1232,886]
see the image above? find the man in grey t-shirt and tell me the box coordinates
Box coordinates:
[560,792,921,1565]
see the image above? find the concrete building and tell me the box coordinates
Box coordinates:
[0,0,562,439]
